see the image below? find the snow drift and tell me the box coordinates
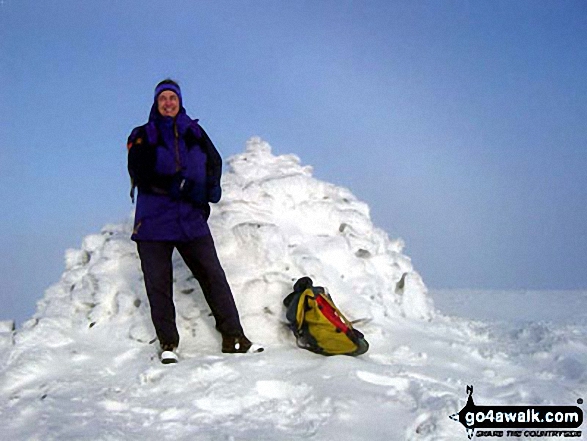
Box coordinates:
[0,138,584,441]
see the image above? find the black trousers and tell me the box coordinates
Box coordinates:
[137,235,244,348]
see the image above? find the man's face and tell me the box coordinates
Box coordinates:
[157,90,180,118]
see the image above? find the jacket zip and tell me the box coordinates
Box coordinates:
[174,122,181,172]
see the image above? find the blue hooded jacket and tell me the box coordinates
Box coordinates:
[127,102,222,242]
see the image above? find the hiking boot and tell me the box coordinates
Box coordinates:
[221,334,264,354]
[160,343,179,364]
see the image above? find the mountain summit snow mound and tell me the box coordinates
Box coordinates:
[18,137,432,351]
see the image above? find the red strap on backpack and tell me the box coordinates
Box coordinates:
[315,294,350,334]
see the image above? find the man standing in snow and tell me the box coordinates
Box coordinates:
[127,79,261,363]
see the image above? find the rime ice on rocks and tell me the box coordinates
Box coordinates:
[213,137,433,340]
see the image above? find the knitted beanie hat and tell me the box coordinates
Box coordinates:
[154,79,182,105]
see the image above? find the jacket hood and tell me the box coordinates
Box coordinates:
[148,104,194,135]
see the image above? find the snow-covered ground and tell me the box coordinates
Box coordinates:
[432,289,587,326]
[0,138,585,440]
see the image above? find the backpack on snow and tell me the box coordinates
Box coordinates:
[283,277,369,356]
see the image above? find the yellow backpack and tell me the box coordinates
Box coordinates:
[283,277,369,356]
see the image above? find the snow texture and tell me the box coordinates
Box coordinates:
[0,138,585,440]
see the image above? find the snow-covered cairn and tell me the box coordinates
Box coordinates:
[19,137,433,350]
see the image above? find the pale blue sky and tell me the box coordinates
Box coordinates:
[1,0,586,325]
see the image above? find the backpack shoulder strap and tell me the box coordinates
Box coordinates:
[127,125,147,203]
[127,123,160,202]
[143,122,159,146]
[187,118,203,139]
[127,125,145,148]
[127,122,159,150]
[187,122,222,174]
[317,293,351,323]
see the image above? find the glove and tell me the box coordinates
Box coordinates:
[207,184,222,203]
